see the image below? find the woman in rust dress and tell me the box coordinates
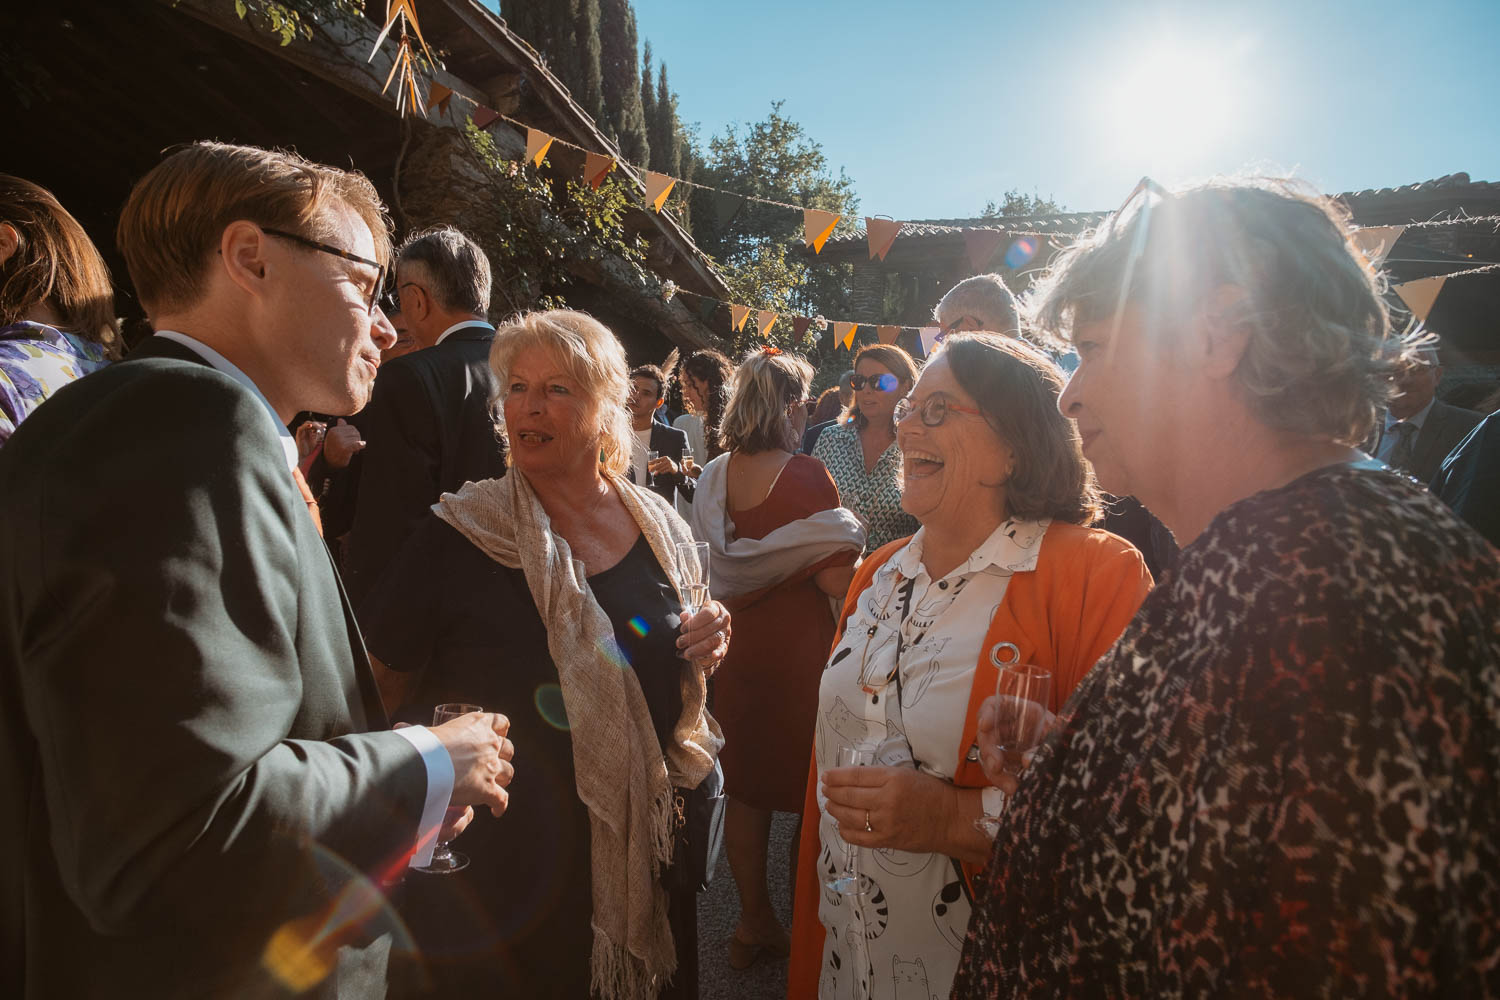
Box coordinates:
[686,347,864,970]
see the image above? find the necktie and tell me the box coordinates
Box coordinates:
[1389,421,1418,472]
[292,466,324,537]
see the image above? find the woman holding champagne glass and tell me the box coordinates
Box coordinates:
[360,310,730,999]
[684,347,864,969]
[787,333,1152,1000]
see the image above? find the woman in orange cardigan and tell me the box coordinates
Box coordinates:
[786,333,1151,1000]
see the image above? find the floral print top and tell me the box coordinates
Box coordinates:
[0,322,111,447]
[812,421,918,553]
[951,464,1500,998]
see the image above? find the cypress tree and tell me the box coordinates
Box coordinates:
[655,63,685,178]
[572,0,606,126]
[598,0,649,165]
[640,41,660,168]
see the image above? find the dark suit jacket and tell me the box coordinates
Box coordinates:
[1374,399,1484,485]
[628,422,687,504]
[0,337,428,998]
[338,325,507,607]
[1431,411,1500,548]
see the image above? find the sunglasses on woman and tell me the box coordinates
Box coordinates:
[850,373,901,392]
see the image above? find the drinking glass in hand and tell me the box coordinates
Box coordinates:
[675,540,711,617]
[824,745,876,897]
[975,657,1052,838]
[415,702,483,875]
[680,444,695,477]
[645,449,660,487]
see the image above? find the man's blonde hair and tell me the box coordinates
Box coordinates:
[117,141,391,314]
[489,309,634,476]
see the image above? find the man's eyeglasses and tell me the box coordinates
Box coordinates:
[261,227,390,315]
[850,373,901,392]
[894,392,984,427]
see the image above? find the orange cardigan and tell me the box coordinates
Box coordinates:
[785,521,1153,998]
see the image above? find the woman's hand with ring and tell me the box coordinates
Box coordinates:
[677,601,730,673]
[822,766,959,854]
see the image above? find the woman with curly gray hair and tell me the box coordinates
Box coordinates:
[953,178,1500,997]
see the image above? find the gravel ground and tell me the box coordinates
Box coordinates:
[696,810,799,1000]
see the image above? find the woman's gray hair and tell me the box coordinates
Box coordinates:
[488,309,633,476]
[1027,177,1395,445]
[719,349,814,454]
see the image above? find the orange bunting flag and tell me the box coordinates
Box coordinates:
[1393,276,1447,324]
[964,229,1007,273]
[730,304,752,332]
[865,218,902,262]
[584,152,616,190]
[835,321,858,350]
[756,311,779,338]
[370,0,433,62]
[804,209,841,254]
[644,172,677,212]
[1351,225,1407,267]
[526,128,555,167]
[426,82,453,115]
[877,325,900,345]
[472,106,501,129]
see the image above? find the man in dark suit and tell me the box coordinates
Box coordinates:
[1371,345,1483,484]
[1431,409,1500,547]
[0,142,515,998]
[336,227,507,608]
[627,363,688,504]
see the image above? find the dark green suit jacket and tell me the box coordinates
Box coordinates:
[0,337,429,998]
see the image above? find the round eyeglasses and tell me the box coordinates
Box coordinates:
[894,393,984,427]
[850,373,901,392]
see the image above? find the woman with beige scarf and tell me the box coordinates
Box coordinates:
[360,310,730,1000]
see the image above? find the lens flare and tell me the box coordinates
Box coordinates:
[534,683,570,731]
[627,615,650,638]
[1005,237,1039,270]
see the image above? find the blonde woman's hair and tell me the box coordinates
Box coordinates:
[489,309,633,476]
[719,348,814,454]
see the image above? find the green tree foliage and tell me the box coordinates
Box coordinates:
[639,40,658,155]
[598,0,649,164]
[980,189,1065,218]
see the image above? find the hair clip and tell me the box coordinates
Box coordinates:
[762,346,783,356]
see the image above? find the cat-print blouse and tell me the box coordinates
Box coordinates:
[808,518,1049,1000]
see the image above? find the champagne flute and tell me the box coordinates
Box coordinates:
[975,656,1051,838]
[824,745,876,896]
[415,702,483,875]
[645,449,660,487]
[680,443,695,477]
[675,540,711,619]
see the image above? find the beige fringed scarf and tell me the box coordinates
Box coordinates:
[433,470,722,1000]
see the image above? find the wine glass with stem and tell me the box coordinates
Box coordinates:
[824,744,877,896]
[645,449,660,487]
[975,649,1052,838]
[415,702,483,875]
[675,540,710,619]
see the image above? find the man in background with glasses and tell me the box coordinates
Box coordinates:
[0,142,515,999]
[1370,341,1480,483]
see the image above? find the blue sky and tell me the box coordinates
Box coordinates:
[511,0,1500,220]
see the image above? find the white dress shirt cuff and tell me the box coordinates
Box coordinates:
[393,725,455,868]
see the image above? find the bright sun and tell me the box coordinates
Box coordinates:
[1106,36,1247,168]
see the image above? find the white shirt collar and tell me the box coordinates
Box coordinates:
[435,319,495,346]
[1387,396,1436,432]
[153,330,299,472]
[887,517,1051,583]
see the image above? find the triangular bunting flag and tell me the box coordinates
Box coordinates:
[712,191,745,229]
[370,0,431,61]
[964,229,1007,273]
[865,218,902,262]
[791,316,812,340]
[1351,225,1407,267]
[756,311,778,338]
[426,82,453,115]
[1393,276,1447,324]
[877,325,900,345]
[525,128,555,167]
[804,209,841,253]
[584,152,615,190]
[835,321,858,350]
[472,106,501,129]
[644,172,677,212]
[730,304,752,332]
[918,326,942,357]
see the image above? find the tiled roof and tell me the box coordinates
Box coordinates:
[825,173,1498,246]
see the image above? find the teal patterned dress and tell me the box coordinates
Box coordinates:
[811,420,918,552]
[0,321,111,446]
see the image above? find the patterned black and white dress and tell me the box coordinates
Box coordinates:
[812,421,918,553]
[951,463,1500,997]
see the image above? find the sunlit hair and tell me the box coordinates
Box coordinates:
[719,348,814,454]
[679,349,733,459]
[630,364,668,399]
[117,141,391,314]
[1028,177,1394,445]
[489,309,632,476]
[934,273,1020,336]
[397,225,491,316]
[850,343,920,432]
[0,174,120,356]
[934,333,1103,526]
